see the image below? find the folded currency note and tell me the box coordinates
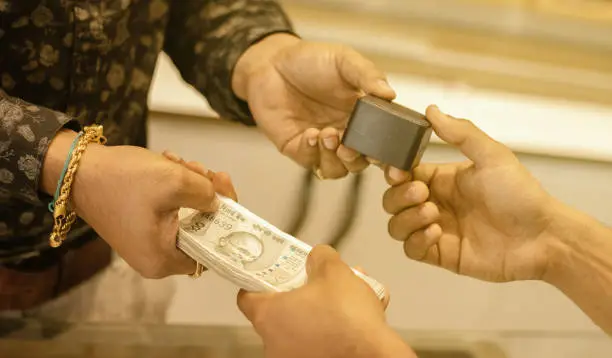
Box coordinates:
[177,195,386,300]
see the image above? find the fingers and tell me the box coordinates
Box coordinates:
[184,161,214,180]
[162,151,237,208]
[176,167,219,212]
[353,266,391,309]
[211,171,238,201]
[164,151,213,179]
[383,180,430,214]
[403,224,442,262]
[306,245,350,280]
[296,128,320,169]
[337,144,369,173]
[425,105,517,168]
[336,46,396,100]
[317,128,348,179]
[288,128,374,179]
[163,150,186,165]
[412,163,438,184]
[385,166,411,186]
[388,202,440,241]
[237,289,274,324]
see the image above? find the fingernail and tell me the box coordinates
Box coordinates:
[308,137,317,147]
[388,167,408,183]
[323,136,338,150]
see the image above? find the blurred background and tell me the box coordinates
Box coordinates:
[5,1,612,357]
[146,0,612,356]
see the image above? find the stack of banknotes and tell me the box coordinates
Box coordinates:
[177,195,386,300]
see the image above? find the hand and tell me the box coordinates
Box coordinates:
[382,106,558,282]
[233,34,396,179]
[238,245,415,358]
[41,131,237,278]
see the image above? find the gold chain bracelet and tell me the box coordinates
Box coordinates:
[49,125,106,248]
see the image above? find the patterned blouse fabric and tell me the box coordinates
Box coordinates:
[0,0,294,263]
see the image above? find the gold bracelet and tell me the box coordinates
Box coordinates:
[49,125,106,248]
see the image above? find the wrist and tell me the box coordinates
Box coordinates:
[40,129,78,196]
[70,142,109,217]
[40,128,109,202]
[541,200,609,286]
[232,33,300,101]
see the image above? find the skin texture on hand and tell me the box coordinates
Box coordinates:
[237,245,416,358]
[382,106,557,282]
[383,106,612,334]
[541,203,612,335]
[41,133,237,279]
[233,34,396,179]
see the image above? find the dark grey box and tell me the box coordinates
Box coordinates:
[342,95,432,170]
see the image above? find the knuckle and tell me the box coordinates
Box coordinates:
[405,183,420,201]
[454,116,472,125]
[411,181,430,202]
[420,202,440,221]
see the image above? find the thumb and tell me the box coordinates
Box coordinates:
[212,171,238,202]
[306,245,350,281]
[336,46,396,100]
[175,167,219,212]
[426,105,517,168]
[237,289,273,324]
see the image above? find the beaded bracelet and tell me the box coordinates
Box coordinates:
[49,125,106,248]
[48,132,83,213]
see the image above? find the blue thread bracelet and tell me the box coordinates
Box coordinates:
[48,132,83,213]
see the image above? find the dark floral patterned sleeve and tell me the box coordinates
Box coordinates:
[0,89,80,204]
[163,0,296,125]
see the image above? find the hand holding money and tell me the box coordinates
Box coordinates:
[237,245,415,358]
[177,194,386,300]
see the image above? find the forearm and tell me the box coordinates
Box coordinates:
[164,0,295,124]
[0,90,80,203]
[543,201,612,334]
